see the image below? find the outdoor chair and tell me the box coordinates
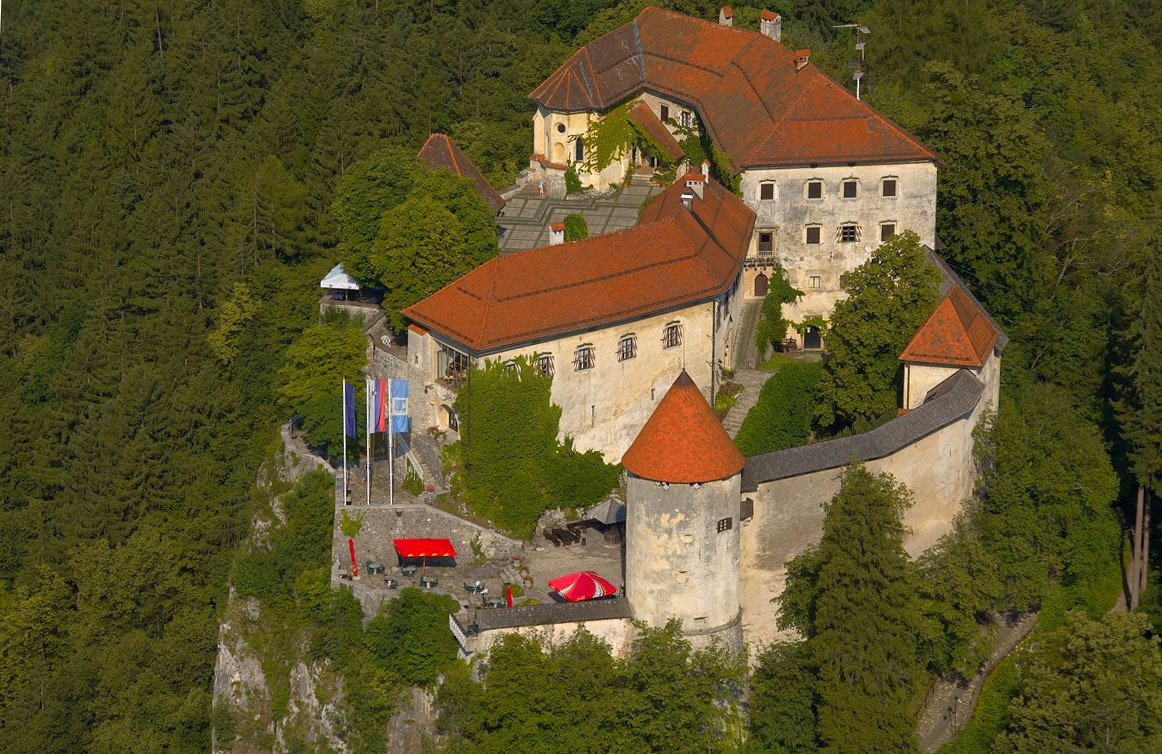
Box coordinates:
[553,527,578,545]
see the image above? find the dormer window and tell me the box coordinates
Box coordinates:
[759,181,775,201]
[806,180,823,200]
[618,334,637,362]
[842,179,858,199]
[662,322,683,349]
[573,345,595,371]
[882,177,898,197]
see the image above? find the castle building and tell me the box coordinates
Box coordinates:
[401,174,754,459]
[527,6,939,338]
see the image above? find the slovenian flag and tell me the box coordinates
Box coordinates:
[370,378,388,433]
[343,381,357,438]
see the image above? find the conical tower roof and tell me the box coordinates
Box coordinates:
[622,371,745,483]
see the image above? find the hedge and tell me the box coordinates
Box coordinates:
[734,361,824,456]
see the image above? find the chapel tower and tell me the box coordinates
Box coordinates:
[621,371,745,647]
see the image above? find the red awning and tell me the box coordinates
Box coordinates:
[393,538,457,559]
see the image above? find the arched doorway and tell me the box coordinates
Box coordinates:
[802,326,822,350]
[754,273,769,297]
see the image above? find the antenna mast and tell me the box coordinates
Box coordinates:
[832,23,870,100]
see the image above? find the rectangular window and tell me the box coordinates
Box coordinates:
[806,180,823,199]
[618,335,637,362]
[842,179,858,199]
[717,517,732,533]
[740,498,754,521]
[662,322,683,349]
[573,346,595,371]
[437,344,470,387]
[574,139,584,162]
[805,225,821,244]
[809,275,821,289]
[840,224,858,242]
[759,182,775,201]
[882,178,898,197]
[758,232,773,254]
[535,353,555,377]
[660,104,670,122]
[880,223,896,241]
[680,110,692,127]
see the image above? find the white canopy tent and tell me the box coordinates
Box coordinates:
[320,263,360,291]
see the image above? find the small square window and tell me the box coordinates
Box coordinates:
[759,182,775,201]
[809,275,821,289]
[842,179,858,199]
[805,226,821,244]
[840,225,858,243]
[535,354,555,377]
[806,181,823,200]
[881,223,896,241]
[717,517,732,533]
[573,346,594,371]
[660,104,670,122]
[882,178,898,197]
[662,322,683,349]
[758,232,773,254]
[617,334,637,362]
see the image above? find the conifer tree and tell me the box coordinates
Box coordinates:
[779,464,923,754]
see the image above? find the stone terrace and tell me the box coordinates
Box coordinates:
[496,174,661,252]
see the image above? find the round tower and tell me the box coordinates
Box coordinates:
[621,371,746,645]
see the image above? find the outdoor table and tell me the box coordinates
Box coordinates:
[420,576,439,589]
[384,577,399,589]
[401,566,418,577]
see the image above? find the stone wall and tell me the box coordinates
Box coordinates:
[738,366,995,650]
[469,617,636,660]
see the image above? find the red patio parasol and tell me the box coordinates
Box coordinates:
[548,571,617,602]
[393,538,456,559]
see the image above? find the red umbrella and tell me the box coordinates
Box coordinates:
[548,571,617,602]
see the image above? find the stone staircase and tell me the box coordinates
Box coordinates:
[721,368,772,438]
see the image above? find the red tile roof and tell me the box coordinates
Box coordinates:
[529,7,936,169]
[760,9,779,21]
[899,287,1000,368]
[622,370,745,483]
[417,134,506,214]
[402,177,754,353]
[627,102,685,161]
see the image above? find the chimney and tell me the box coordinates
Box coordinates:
[684,173,705,200]
[548,221,565,245]
[718,7,733,27]
[795,50,811,71]
[680,191,695,211]
[760,10,782,42]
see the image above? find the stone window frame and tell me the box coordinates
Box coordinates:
[880,221,897,242]
[660,104,670,123]
[556,122,566,134]
[617,333,638,362]
[662,321,683,349]
[805,224,822,244]
[535,353,555,378]
[841,178,859,199]
[680,110,693,128]
[805,179,824,200]
[573,345,595,372]
[838,223,861,243]
[758,181,776,201]
[808,275,822,289]
[757,230,774,255]
[881,176,899,198]
[573,138,585,163]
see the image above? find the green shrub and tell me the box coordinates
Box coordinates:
[402,467,424,495]
[563,214,588,241]
[339,509,365,538]
[734,361,824,456]
[363,589,460,686]
[564,165,583,194]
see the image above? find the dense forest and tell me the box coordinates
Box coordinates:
[3,0,1162,752]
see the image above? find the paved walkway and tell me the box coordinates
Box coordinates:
[736,299,763,369]
[496,175,661,252]
[722,368,772,437]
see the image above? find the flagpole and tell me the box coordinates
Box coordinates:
[389,401,394,507]
[342,380,348,506]
[366,378,372,506]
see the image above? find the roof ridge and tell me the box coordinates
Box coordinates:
[477,259,501,349]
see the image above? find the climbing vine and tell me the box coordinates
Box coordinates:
[581,100,676,175]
